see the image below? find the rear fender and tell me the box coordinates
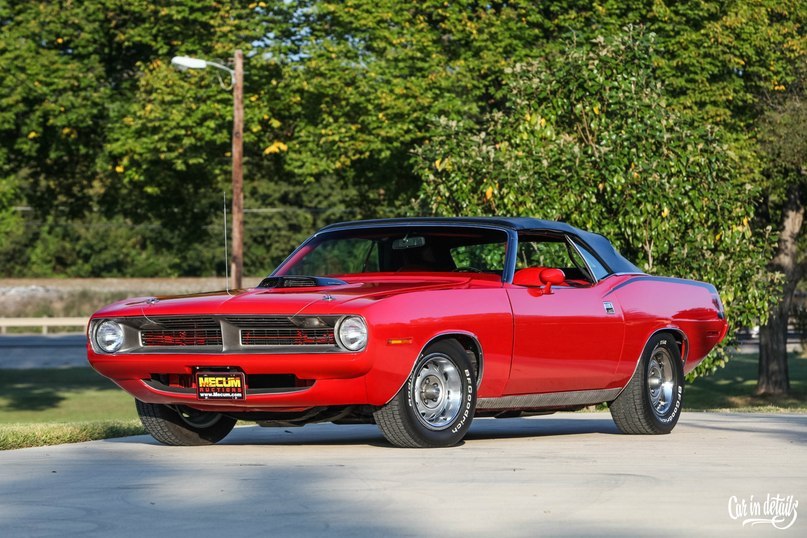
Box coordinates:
[614,327,688,398]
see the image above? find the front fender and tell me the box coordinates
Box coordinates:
[359,288,513,405]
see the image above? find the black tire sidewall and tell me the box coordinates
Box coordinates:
[641,334,684,433]
[400,340,477,447]
[136,400,236,445]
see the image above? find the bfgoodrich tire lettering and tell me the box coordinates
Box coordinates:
[374,340,477,448]
[135,400,237,446]
[609,333,684,434]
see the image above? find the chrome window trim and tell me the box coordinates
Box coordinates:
[565,235,599,284]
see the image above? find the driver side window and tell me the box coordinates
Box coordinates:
[516,235,595,285]
[517,240,570,269]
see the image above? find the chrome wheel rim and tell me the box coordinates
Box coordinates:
[647,348,676,417]
[177,406,221,429]
[412,354,463,430]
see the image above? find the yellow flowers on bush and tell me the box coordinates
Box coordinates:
[264,141,288,154]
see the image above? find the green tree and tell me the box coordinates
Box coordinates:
[415,29,777,376]
[240,0,564,258]
[0,1,267,276]
[0,0,803,329]
[658,0,807,393]
[0,175,26,274]
[0,1,109,218]
[756,69,807,394]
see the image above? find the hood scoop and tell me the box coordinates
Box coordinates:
[257,276,348,289]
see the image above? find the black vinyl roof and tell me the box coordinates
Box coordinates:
[320,217,643,275]
[322,216,575,233]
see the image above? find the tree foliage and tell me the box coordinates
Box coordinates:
[755,63,807,394]
[0,1,257,275]
[2,1,802,278]
[415,29,778,375]
[0,0,803,379]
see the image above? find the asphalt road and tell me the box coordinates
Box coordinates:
[0,413,804,537]
[0,334,88,369]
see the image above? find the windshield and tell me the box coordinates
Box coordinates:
[275,227,509,278]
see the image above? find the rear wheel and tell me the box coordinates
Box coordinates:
[374,340,476,448]
[610,333,684,434]
[135,400,236,446]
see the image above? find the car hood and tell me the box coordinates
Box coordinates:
[92,276,482,318]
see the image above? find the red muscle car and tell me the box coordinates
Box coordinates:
[87,217,728,448]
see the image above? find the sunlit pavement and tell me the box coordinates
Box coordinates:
[0,413,804,537]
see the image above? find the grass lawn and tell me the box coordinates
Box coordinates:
[1,352,804,449]
[686,352,807,412]
[0,368,138,423]
[0,368,144,450]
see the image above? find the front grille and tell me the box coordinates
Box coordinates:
[241,328,335,346]
[226,316,337,347]
[141,317,222,347]
[125,315,344,353]
[142,329,223,347]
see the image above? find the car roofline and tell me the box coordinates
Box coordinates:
[320,217,579,235]
[317,217,643,275]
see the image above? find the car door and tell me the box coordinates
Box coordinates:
[503,234,625,395]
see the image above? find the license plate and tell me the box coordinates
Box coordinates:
[196,372,246,400]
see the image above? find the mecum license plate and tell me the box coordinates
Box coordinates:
[196,372,246,400]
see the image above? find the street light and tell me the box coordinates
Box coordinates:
[171,51,245,289]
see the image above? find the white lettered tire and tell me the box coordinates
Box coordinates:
[374,340,476,448]
[610,333,684,434]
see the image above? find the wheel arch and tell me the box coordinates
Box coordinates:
[616,327,688,399]
[419,331,484,388]
[663,327,689,364]
[373,333,481,447]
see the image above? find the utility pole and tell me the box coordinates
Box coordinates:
[171,51,246,289]
[231,49,244,289]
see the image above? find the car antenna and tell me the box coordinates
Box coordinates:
[223,191,232,295]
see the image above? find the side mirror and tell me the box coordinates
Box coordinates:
[513,267,545,287]
[512,267,566,294]
[539,268,565,294]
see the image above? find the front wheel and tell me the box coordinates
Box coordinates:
[135,400,237,446]
[374,340,476,448]
[610,333,684,434]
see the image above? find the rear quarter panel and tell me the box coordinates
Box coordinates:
[608,276,728,381]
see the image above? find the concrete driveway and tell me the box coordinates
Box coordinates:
[0,412,804,537]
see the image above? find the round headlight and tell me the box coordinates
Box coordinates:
[337,316,367,351]
[95,320,124,353]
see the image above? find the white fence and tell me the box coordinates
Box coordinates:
[0,317,88,334]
